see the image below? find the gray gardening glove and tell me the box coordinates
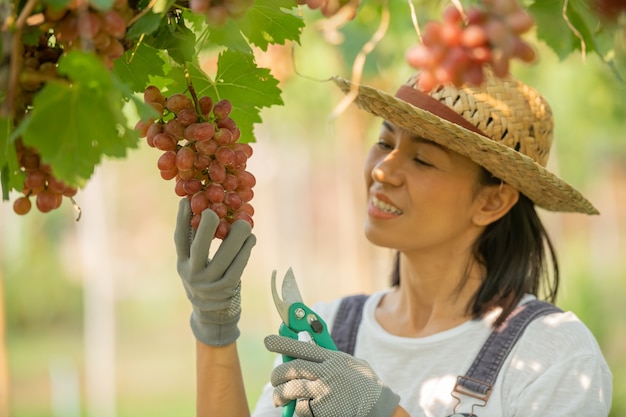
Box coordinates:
[264,334,401,417]
[174,198,256,346]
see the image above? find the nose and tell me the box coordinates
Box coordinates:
[371,152,403,186]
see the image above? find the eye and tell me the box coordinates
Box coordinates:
[375,139,393,150]
[414,156,434,167]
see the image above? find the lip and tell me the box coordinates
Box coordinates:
[367,192,403,219]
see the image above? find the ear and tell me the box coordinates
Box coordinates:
[472,182,519,227]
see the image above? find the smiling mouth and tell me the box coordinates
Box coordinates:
[372,196,403,215]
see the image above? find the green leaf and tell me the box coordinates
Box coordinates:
[126,11,163,39]
[207,19,252,53]
[145,17,197,66]
[0,117,23,199]
[20,51,138,186]
[530,0,579,60]
[41,0,72,11]
[238,0,304,51]
[182,50,283,143]
[113,42,167,93]
[89,0,115,10]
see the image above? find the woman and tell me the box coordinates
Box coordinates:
[174,71,613,416]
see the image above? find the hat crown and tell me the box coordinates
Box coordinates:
[409,73,554,167]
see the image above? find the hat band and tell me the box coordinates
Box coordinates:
[395,85,488,139]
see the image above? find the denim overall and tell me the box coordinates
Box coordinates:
[330,295,562,417]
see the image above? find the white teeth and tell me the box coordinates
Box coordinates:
[372,196,403,214]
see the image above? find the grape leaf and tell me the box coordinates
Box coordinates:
[113,42,167,93]
[206,19,253,54]
[19,51,139,186]
[238,0,304,51]
[168,50,283,143]
[126,11,163,39]
[213,51,283,142]
[89,0,114,10]
[530,0,613,61]
[145,17,197,66]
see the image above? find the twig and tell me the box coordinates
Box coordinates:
[330,0,390,119]
[4,0,39,119]
[407,0,421,43]
[562,0,586,63]
[127,0,159,27]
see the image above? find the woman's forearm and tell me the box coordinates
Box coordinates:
[196,340,251,417]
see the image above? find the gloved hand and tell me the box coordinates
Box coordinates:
[264,334,401,417]
[174,198,256,346]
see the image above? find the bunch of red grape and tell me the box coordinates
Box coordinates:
[188,0,254,26]
[42,0,134,69]
[136,86,256,239]
[12,140,78,215]
[18,34,64,112]
[406,0,536,92]
[295,0,360,19]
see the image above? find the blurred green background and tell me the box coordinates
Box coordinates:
[1,3,625,416]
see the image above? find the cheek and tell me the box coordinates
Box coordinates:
[363,150,377,187]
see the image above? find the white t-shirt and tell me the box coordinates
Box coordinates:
[251,291,612,416]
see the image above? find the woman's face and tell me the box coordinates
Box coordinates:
[363,121,487,255]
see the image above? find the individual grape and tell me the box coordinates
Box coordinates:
[210,202,228,218]
[199,96,213,115]
[153,133,177,151]
[177,108,199,126]
[13,197,32,215]
[236,170,256,188]
[175,179,187,197]
[216,146,235,166]
[158,150,177,171]
[215,219,230,240]
[160,168,178,180]
[24,170,47,191]
[222,174,238,191]
[183,178,203,195]
[144,86,165,104]
[195,153,212,170]
[101,10,127,38]
[196,138,218,155]
[191,191,210,215]
[36,189,58,213]
[208,161,227,183]
[176,146,196,171]
[214,128,233,146]
[164,119,186,140]
[205,183,225,203]
[237,187,254,203]
[224,191,242,210]
[193,122,215,142]
[212,99,232,120]
[232,211,253,228]
[166,94,193,114]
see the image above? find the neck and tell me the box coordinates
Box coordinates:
[376,250,484,338]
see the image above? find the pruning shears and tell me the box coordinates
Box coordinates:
[271,268,338,417]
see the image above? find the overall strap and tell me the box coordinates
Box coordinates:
[330,294,369,355]
[453,299,563,407]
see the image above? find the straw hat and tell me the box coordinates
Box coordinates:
[332,72,598,215]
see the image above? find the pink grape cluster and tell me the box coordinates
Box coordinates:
[188,0,254,26]
[43,0,134,69]
[136,86,256,240]
[12,140,78,215]
[406,0,536,92]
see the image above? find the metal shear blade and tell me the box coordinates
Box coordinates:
[271,267,303,324]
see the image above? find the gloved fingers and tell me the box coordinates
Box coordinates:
[209,220,254,276]
[174,198,193,260]
[270,358,322,387]
[294,399,315,417]
[264,335,333,363]
[189,208,220,272]
[272,377,324,407]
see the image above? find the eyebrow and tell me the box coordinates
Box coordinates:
[381,121,449,153]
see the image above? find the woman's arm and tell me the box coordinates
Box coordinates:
[196,341,250,417]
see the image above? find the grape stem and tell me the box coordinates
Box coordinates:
[128,0,160,27]
[2,0,38,118]
[184,65,204,119]
[70,197,82,222]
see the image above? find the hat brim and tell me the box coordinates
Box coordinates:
[332,76,598,215]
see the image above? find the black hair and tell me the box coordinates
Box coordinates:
[389,168,560,327]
